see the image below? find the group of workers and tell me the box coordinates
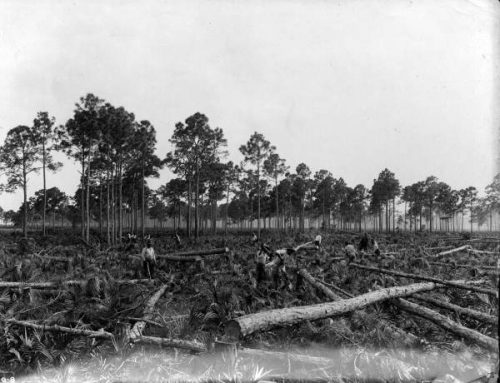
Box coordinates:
[132,231,381,284]
[255,232,381,289]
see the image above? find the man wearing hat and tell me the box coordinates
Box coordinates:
[141,240,157,279]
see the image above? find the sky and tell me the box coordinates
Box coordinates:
[0,0,499,211]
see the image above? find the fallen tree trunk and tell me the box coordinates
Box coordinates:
[468,249,499,256]
[129,284,169,341]
[327,257,348,262]
[429,262,497,271]
[318,280,355,298]
[132,335,206,353]
[6,319,113,339]
[224,281,437,340]
[158,247,230,258]
[299,269,420,345]
[35,255,71,263]
[435,245,471,257]
[392,299,498,352]
[425,246,454,251]
[411,294,497,325]
[239,347,332,365]
[0,279,153,289]
[349,263,496,296]
[157,254,203,262]
[0,281,82,289]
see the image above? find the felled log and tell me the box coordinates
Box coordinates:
[157,255,203,262]
[411,294,497,325]
[468,249,499,256]
[132,335,207,353]
[299,269,420,345]
[298,269,341,300]
[425,246,454,251]
[349,263,496,296]
[435,245,471,257]
[328,257,347,262]
[0,279,153,290]
[0,281,82,289]
[239,347,332,365]
[429,262,497,271]
[6,319,113,339]
[129,284,169,341]
[224,282,437,340]
[158,247,230,258]
[392,299,498,352]
[35,255,71,263]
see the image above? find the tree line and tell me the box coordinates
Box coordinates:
[1,93,499,241]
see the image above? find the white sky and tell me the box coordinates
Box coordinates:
[0,0,499,211]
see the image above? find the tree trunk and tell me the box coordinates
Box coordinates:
[81,151,85,239]
[257,163,261,238]
[186,179,191,237]
[299,269,420,345]
[225,184,229,236]
[42,141,46,236]
[22,158,27,238]
[7,319,114,340]
[392,198,395,231]
[99,181,103,235]
[195,163,200,239]
[129,285,168,341]
[132,336,206,352]
[412,294,496,324]
[275,175,279,231]
[224,282,438,340]
[470,203,473,233]
[86,146,91,242]
[429,202,433,233]
[349,263,495,296]
[112,168,116,245]
[118,161,123,243]
[141,161,145,239]
[393,299,497,352]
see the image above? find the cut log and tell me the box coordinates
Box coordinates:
[132,335,207,353]
[6,319,113,339]
[349,263,496,296]
[299,269,420,345]
[158,247,229,258]
[0,279,153,290]
[327,257,347,262]
[435,245,471,257]
[468,249,499,256]
[411,294,497,325]
[425,246,454,251]
[298,269,341,300]
[392,299,498,352]
[158,254,203,262]
[429,262,497,271]
[36,255,71,263]
[129,284,169,341]
[239,347,332,365]
[224,281,437,340]
[0,281,82,289]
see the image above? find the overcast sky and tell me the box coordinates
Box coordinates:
[0,0,499,211]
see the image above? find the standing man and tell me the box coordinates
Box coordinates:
[141,240,157,279]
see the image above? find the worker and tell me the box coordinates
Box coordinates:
[251,232,258,244]
[344,241,357,263]
[255,247,269,285]
[314,235,322,250]
[141,240,157,279]
[266,248,296,289]
[372,238,380,257]
[358,233,370,252]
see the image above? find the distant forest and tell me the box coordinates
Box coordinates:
[1,93,499,241]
